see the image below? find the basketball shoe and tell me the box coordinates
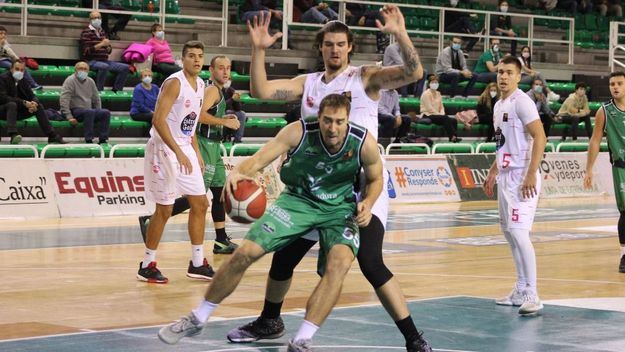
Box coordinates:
[226,316,285,342]
[287,338,312,352]
[137,261,168,283]
[213,236,239,254]
[158,313,204,344]
[518,292,544,316]
[619,254,625,273]
[495,287,524,306]
[406,331,432,352]
[138,215,150,243]
[186,259,215,280]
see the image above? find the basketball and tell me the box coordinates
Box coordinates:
[224,180,267,224]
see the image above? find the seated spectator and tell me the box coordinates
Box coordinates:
[518,45,559,102]
[420,75,462,142]
[465,38,502,93]
[578,0,594,13]
[491,1,517,56]
[557,82,592,141]
[296,1,338,24]
[0,60,65,144]
[383,42,427,98]
[476,82,498,142]
[596,0,622,17]
[146,23,181,80]
[80,11,130,92]
[345,4,388,53]
[82,0,130,40]
[60,61,111,144]
[223,81,247,144]
[444,0,480,53]
[240,0,293,49]
[0,26,42,90]
[378,89,411,143]
[526,79,555,138]
[130,68,159,124]
[434,36,473,98]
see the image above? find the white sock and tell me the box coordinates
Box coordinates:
[620,246,625,256]
[192,300,218,323]
[191,245,204,267]
[510,228,537,295]
[504,231,527,290]
[142,248,156,268]
[294,320,319,341]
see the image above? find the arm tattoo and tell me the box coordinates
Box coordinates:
[401,47,420,76]
[271,89,293,101]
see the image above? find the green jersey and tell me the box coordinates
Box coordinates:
[198,84,226,140]
[603,100,625,166]
[280,120,367,209]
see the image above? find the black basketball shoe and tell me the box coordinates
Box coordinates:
[137,261,168,284]
[186,259,215,281]
[406,331,432,352]
[619,254,625,273]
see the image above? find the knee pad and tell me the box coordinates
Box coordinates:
[269,238,316,281]
[210,187,225,222]
[358,216,393,289]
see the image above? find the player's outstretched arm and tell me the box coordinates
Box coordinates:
[248,11,306,101]
[521,119,547,199]
[355,133,383,227]
[585,107,606,189]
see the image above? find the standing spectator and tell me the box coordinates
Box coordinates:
[60,61,111,144]
[557,82,592,141]
[435,36,473,98]
[0,60,65,144]
[146,23,180,80]
[596,0,623,17]
[296,0,338,24]
[518,46,559,102]
[526,79,555,138]
[420,75,462,142]
[465,38,501,93]
[345,4,389,53]
[378,89,412,142]
[223,82,247,143]
[80,11,130,92]
[384,42,427,97]
[476,82,499,142]
[82,0,130,40]
[444,0,480,53]
[0,26,42,90]
[491,1,517,57]
[130,68,159,124]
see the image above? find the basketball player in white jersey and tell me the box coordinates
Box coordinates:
[483,56,547,316]
[138,41,215,284]
[226,6,431,352]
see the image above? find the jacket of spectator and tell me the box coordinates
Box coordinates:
[80,24,111,61]
[0,42,19,62]
[59,73,101,119]
[378,89,401,117]
[558,92,590,117]
[420,89,445,116]
[145,37,175,65]
[435,46,469,75]
[0,71,38,105]
[474,49,501,74]
[130,83,159,115]
[526,88,554,117]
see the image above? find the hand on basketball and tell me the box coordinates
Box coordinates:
[483,171,497,198]
[355,201,372,227]
[521,172,538,199]
[247,11,283,50]
[376,5,406,36]
[222,115,241,130]
[222,171,256,202]
[176,151,193,175]
[583,170,593,189]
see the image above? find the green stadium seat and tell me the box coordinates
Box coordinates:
[0,145,39,158]
[432,143,474,154]
[109,144,146,157]
[39,144,106,158]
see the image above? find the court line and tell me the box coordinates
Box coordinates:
[388,272,625,286]
[197,346,476,352]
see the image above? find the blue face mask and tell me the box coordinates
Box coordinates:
[534,85,543,94]
[12,71,24,81]
[76,71,88,81]
[452,43,461,51]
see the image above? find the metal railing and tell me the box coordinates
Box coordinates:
[609,21,625,72]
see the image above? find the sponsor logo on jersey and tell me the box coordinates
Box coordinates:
[180,111,197,136]
[495,127,505,150]
[152,164,160,174]
[342,149,354,160]
[306,96,314,108]
[304,146,319,156]
[261,222,276,234]
[503,113,508,122]
[184,99,191,108]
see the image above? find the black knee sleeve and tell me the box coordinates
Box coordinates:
[268,238,316,281]
[210,187,225,223]
[619,211,625,245]
[358,215,393,289]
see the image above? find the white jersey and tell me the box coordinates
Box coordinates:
[149,70,205,146]
[301,65,380,140]
[494,88,540,171]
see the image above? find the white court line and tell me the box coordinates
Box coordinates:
[388,272,625,286]
[198,347,476,352]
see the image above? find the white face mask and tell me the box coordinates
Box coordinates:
[492,45,499,53]
[450,0,458,6]
[522,52,530,59]
[222,80,231,89]
[489,90,497,98]
[155,31,165,40]
[142,76,152,85]
[500,6,508,12]
[12,71,23,81]
[76,71,88,81]
[429,82,439,91]
[91,18,102,29]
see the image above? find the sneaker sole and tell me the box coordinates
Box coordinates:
[186,273,213,281]
[213,248,236,254]
[518,306,544,316]
[158,327,202,345]
[136,274,168,284]
[227,330,286,343]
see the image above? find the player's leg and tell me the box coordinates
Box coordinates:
[495,229,526,306]
[186,194,215,280]
[137,203,173,283]
[210,149,238,253]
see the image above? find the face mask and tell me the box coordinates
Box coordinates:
[142,76,153,85]
[492,45,499,53]
[76,71,88,81]
[534,85,543,94]
[489,91,497,98]
[91,19,102,29]
[500,6,508,12]
[155,31,165,40]
[12,71,23,81]
[522,52,530,59]
[450,0,458,6]
[222,80,231,89]
[451,43,461,51]
[429,82,439,91]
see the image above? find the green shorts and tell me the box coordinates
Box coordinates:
[612,166,625,211]
[245,192,360,257]
[197,135,226,189]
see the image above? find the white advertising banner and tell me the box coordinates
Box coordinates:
[47,158,153,217]
[0,159,59,219]
[540,152,614,198]
[385,155,460,203]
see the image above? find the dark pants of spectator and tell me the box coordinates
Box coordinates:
[301,7,338,23]
[130,112,153,123]
[445,18,479,52]
[560,114,592,140]
[398,69,428,97]
[540,113,553,137]
[230,110,247,143]
[423,114,458,141]
[465,72,497,96]
[438,72,471,97]
[0,101,55,137]
[88,60,130,92]
[0,60,40,89]
[477,113,494,141]
[72,107,111,142]
[100,4,130,38]
[557,0,578,13]
[491,30,517,56]
[153,62,181,83]
[378,113,411,142]
[347,10,389,53]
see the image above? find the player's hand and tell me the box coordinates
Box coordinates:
[355,201,373,227]
[232,92,241,101]
[176,151,193,175]
[483,170,497,198]
[521,172,538,199]
[583,169,593,189]
[222,115,241,130]
[376,5,406,36]
[247,11,283,50]
[222,171,256,202]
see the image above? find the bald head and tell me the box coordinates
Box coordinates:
[75,61,89,72]
[89,11,101,20]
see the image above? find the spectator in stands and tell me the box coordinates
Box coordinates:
[444,0,480,53]
[556,0,578,13]
[596,0,622,17]
[526,79,555,138]
[146,23,181,80]
[82,0,130,40]
[378,89,412,143]
[296,1,338,24]
[345,4,389,53]
[578,0,594,13]
[420,75,462,142]
[0,60,65,144]
[557,82,592,141]
[223,81,247,144]
[80,11,130,92]
[491,1,517,57]
[0,26,42,90]
[60,61,111,144]
[130,68,159,124]
[476,82,498,142]
[383,42,427,97]
[465,38,501,93]
[240,0,294,49]
[435,36,473,98]
[518,45,560,102]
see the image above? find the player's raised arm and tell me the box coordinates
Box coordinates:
[585,106,606,189]
[355,133,383,227]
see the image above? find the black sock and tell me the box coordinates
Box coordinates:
[395,316,419,342]
[619,211,625,245]
[260,299,283,319]
[215,227,227,243]
[171,197,191,217]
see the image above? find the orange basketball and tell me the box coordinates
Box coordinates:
[224,180,267,224]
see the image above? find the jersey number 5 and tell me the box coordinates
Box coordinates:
[512,208,519,222]
[502,153,512,168]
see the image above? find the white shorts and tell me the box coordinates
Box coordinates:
[144,139,205,205]
[497,168,541,231]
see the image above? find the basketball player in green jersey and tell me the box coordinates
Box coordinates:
[584,71,625,273]
[158,94,384,352]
